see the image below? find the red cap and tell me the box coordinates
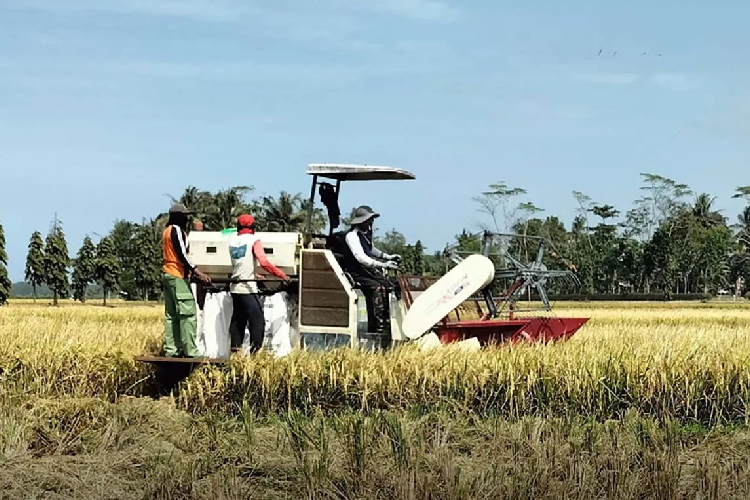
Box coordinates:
[237,214,255,228]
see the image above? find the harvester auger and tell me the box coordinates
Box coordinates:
[398,231,589,346]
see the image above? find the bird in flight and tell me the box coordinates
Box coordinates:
[598,47,603,56]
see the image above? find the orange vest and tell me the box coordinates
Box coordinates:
[162,226,187,278]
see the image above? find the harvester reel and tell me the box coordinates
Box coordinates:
[520,262,548,290]
[535,263,548,287]
[438,231,580,316]
[511,264,551,311]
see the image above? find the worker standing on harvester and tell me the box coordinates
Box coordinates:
[229,214,291,353]
[161,203,211,358]
[343,206,401,335]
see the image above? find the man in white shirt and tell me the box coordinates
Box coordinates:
[228,214,291,352]
[341,206,401,334]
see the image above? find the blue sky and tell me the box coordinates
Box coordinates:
[1,0,748,281]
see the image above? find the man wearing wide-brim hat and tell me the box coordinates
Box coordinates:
[161,203,211,357]
[341,205,401,335]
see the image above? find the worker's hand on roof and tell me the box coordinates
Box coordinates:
[388,254,402,263]
[383,261,399,270]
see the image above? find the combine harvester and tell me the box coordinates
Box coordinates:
[136,164,588,389]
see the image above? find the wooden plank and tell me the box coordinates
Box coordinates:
[302,252,333,271]
[302,270,344,290]
[301,289,349,308]
[301,307,349,327]
[134,356,229,365]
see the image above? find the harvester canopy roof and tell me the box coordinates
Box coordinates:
[306,163,415,181]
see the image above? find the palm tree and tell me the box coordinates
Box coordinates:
[203,186,254,230]
[299,198,327,234]
[732,206,750,250]
[159,186,214,229]
[692,193,724,227]
[142,217,164,241]
[167,186,212,220]
[258,192,307,232]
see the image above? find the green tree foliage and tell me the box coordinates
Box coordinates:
[732,186,750,202]
[374,229,407,257]
[165,185,326,234]
[637,173,692,235]
[102,187,327,302]
[0,222,11,306]
[43,217,70,306]
[258,192,311,232]
[24,231,45,302]
[95,236,120,306]
[132,223,161,300]
[423,250,446,276]
[67,176,750,301]
[71,236,97,302]
[299,198,327,234]
[402,240,425,275]
[473,182,528,232]
[207,186,256,229]
[105,219,163,301]
[109,220,137,299]
[167,186,256,230]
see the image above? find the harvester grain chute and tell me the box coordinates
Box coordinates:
[136,163,588,392]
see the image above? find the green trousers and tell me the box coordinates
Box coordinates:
[162,273,200,357]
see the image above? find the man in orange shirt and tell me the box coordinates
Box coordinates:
[161,203,211,357]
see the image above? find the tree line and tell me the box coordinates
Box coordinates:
[2,173,750,305]
[459,174,750,297]
[3,187,328,304]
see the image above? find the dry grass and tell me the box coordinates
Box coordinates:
[2,397,750,499]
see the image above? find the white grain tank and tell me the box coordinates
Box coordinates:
[187,230,302,279]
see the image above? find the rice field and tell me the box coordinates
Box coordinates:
[2,299,750,498]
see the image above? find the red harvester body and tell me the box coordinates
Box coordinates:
[432,317,589,346]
